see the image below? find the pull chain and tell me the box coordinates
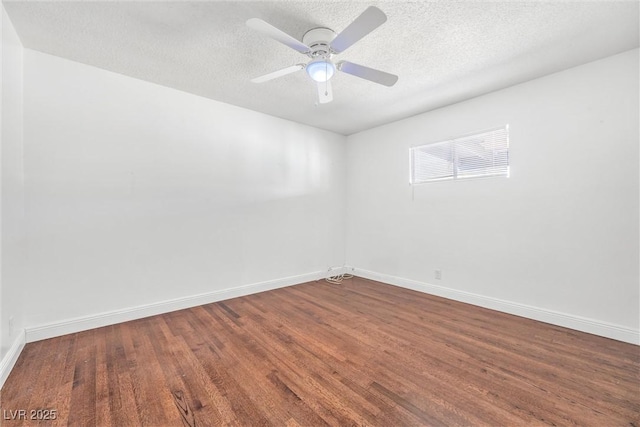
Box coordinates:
[324,61,328,96]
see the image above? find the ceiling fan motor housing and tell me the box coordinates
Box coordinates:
[302,27,336,58]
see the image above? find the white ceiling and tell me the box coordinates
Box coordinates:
[4,1,639,135]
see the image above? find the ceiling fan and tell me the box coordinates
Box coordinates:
[246,6,398,104]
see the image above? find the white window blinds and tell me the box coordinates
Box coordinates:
[410,126,509,184]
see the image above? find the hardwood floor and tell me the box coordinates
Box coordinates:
[1,277,638,426]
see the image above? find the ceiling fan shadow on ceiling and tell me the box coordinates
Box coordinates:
[246,6,398,105]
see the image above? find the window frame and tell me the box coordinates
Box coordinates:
[409,125,509,185]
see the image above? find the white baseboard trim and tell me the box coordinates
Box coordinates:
[26,271,325,343]
[351,267,639,345]
[0,330,26,389]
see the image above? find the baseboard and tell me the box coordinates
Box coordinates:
[22,267,639,346]
[0,330,26,389]
[351,267,639,345]
[26,271,325,343]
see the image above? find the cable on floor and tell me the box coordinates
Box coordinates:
[325,273,354,285]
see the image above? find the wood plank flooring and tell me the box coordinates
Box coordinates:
[1,277,638,426]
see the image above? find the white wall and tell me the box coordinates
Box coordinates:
[0,4,25,359]
[12,44,640,344]
[346,49,639,341]
[23,50,346,328]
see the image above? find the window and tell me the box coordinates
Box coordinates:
[410,126,509,184]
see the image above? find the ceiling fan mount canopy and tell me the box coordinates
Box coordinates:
[302,27,336,59]
[246,6,398,104]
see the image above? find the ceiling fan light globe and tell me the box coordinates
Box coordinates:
[306,59,335,82]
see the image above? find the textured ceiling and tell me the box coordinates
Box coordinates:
[4,1,639,135]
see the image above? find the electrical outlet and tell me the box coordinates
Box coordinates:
[9,316,15,337]
[434,269,442,280]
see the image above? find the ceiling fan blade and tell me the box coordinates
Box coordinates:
[251,64,305,83]
[317,80,333,104]
[246,18,310,54]
[337,61,398,87]
[330,6,387,54]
